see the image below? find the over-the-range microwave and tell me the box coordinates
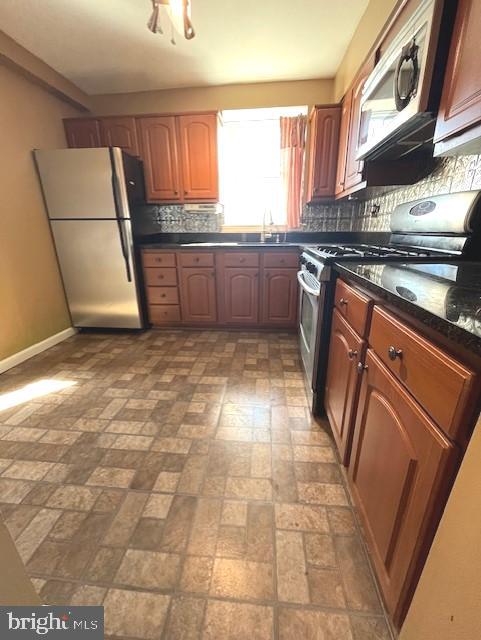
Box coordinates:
[356,0,455,162]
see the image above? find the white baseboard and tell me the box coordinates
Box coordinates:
[0,327,77,375]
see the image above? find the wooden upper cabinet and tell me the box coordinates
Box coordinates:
[349,349,457,626]
[306,106,341,201]
[261,268,298,327]
[220,267,259,325]
[179,267,217,323]
[64,119,101,148]
[100,117,140,156]
[178,113,218,201]
[325,309,365,465]
[434,0,481,149]
[138,116,181,202]
[335,92,352,196]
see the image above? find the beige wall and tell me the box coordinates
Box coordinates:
[400,413,481,639]
[0,63,81,361]
[90,78,334,116]
[334,0,397,101]
[0,30,91,111]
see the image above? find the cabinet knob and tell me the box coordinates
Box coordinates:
[174,190,178,195]
[240,257,245,263]
[357,362,368,373]
[388,346,403,361]
[161,294,166,298]
[348,349,358,360]
[339,298,348,306]
[195,257,200,262]
[184,190,188,195]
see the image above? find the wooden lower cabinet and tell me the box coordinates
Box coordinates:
[261,268,298,327]
[179,268,217,323]
[325,309,365,465]
[348,349,457,625]
[220,268,259,325]
[142,248,299,328]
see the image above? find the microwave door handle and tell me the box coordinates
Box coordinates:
[297,270,320,297]
[394,38,420,112]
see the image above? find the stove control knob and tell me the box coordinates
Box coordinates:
[307,262,317,275]
[299,256,306,265]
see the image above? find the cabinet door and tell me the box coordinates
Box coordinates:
[306,106,341,200]
[221,268,259,325]
[344,58,372,190]
[434,0,481,143]
[348,349,457,625]
[335,92,352,196]
[138,116,181,202]
[64,119,101,148]
[178,113,218,201]
[325,309,365,465]
[100,117,140,156]
[261,268,298,327]
[179,268,217,323]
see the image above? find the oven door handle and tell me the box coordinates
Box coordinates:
[297,270,321,297]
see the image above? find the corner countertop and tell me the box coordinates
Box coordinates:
[334,261,481,354]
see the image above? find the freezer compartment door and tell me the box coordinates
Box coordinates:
[34,148,127,220]
[51,219,143,328]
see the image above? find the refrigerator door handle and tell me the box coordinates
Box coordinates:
[110,149,133,282]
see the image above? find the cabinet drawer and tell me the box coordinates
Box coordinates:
[144,268,177,286]
[149,305,181,324]
[147,287,179,305]
[370,306,476,440]
[263,252,299,268]
[335,279,373,337]
[143,252,176,268]
[223,252,259,267]
[178,252,214,267]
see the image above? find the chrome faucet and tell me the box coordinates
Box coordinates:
[261,209,274,243]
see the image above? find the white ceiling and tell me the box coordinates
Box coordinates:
[0,0,369,95]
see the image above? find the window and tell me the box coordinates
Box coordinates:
[220,106,308,229]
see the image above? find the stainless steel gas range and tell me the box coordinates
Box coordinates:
[298,190,481,414]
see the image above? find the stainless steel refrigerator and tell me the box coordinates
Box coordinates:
[34,147,146,329]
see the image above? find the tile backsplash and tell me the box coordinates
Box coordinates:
[138,155,481,235]
[136,204,223,233]
[303,154,481,233]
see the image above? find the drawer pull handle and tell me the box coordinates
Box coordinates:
[348,349,358,360]
[357,362,368,373]
[339,298,348,306]
[388,346,403,361]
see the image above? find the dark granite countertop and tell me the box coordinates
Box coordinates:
[140,241,305,249]
[334,261,481,354]
[134,231,390,246]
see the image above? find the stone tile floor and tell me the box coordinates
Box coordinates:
[0,330,394,639]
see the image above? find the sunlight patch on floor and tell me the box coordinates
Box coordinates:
[0,379,77,412]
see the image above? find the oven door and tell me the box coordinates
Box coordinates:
[297,270,320,390]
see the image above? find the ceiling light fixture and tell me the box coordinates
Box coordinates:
[147,0,195,45]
